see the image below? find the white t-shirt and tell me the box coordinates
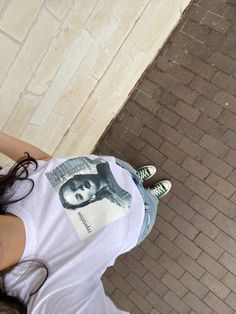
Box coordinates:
[4,155,144,313]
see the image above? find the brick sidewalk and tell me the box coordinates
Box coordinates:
[94,1,236,313]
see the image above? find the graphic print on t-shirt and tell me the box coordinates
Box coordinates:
[46,157,131,239]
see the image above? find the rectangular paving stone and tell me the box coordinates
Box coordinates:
[188,194,218,220]
[197,252,227,280]
[180,272,209,298]
[201,272,230,300]
[204,292,234,314]
[192,213,220,240]
[199,134,229,158]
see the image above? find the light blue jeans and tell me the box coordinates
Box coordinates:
[115,159,158,245]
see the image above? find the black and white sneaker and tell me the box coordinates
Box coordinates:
[136,165,156,183]
[150,180,172,198]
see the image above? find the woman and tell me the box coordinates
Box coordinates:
[0,132,171,313]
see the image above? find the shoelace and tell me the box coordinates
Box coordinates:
[153,183,166,197]
[137,168,151,181]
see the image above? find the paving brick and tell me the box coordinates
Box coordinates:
[141,255,166,279]
[128,290,152,313]
[188,195,218,220]
[156,217,178,241]
[143,272,168,297]
[225,292,236,312]
[172,215,198,240]
[136,80,162,100]
[169,195,195,221]
[178,253,205,279]
[198,0,228,16]
[172,100,201,123]
[162,273,188,298]
[196,114,227,138]
[215,232,236,259]
[187,4,208,22]
[164,291,190,314]
[223,273,236,295]
[120,113,143,135]
[212,72,236,96]
[171,178,194,203]
[219,253,236,276]
[155,234,182,261]
[182,156,210,180]
[159,140,186,165]
[201,11,231,34]
[204,292,234,314]
[152,119,183,145]
[220,129,236,150]
[146,291,172,314]
[182,20,210,42]
[112,289,135,312]
[213,213,236,241]
[185,175,214,200]
[157,202,176,222]
[122,255,146,277]
[177,118,204,143]
[174,233,202,260]
[139,127,163,148]
[218,109,236,133]
[194,95,223,119]
[199,133,229,158]
[180,272,209,298]
[197,252,227,280]
[205,172,235,198]
[202,152,233,178]
[150,70,199,104]
[225,149,236,168]
[107,269,132,294]
[158,253,185,279]
[192,213,220,240]
[162,158,190,182]
[201,272,230,300]
[214,91,236,114]
[155,104,180,127]
[190,76,219,100]
[134,90,159,113]
[141,238,162,261]
[156,55,194,85]
[102,275,116,295]
[126,272,149,297]
[194,233,224,259]
[184,291,212,313]
[158,90,178,107]
[113,259,130,278]
[143,145,166,167]
[178,137,207,161]
[207,52,236,75]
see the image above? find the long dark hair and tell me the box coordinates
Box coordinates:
[0,153,49,313]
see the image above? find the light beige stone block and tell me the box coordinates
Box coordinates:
[30,29,93,126]
[46,0,74,20]
[56,0,191,154]
[0,0,7,11]
[0,10,59,129]
[0,0,44,41]
[4,94,41,135]
[28,0,97,95]
[0,33,19,83]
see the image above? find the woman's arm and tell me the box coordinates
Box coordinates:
[0,132,52,161]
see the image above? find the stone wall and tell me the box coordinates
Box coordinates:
[0,0,191,164]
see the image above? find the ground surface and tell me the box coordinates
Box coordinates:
[94,1,236,313]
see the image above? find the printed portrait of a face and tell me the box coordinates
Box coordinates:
[59,174,100,209]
